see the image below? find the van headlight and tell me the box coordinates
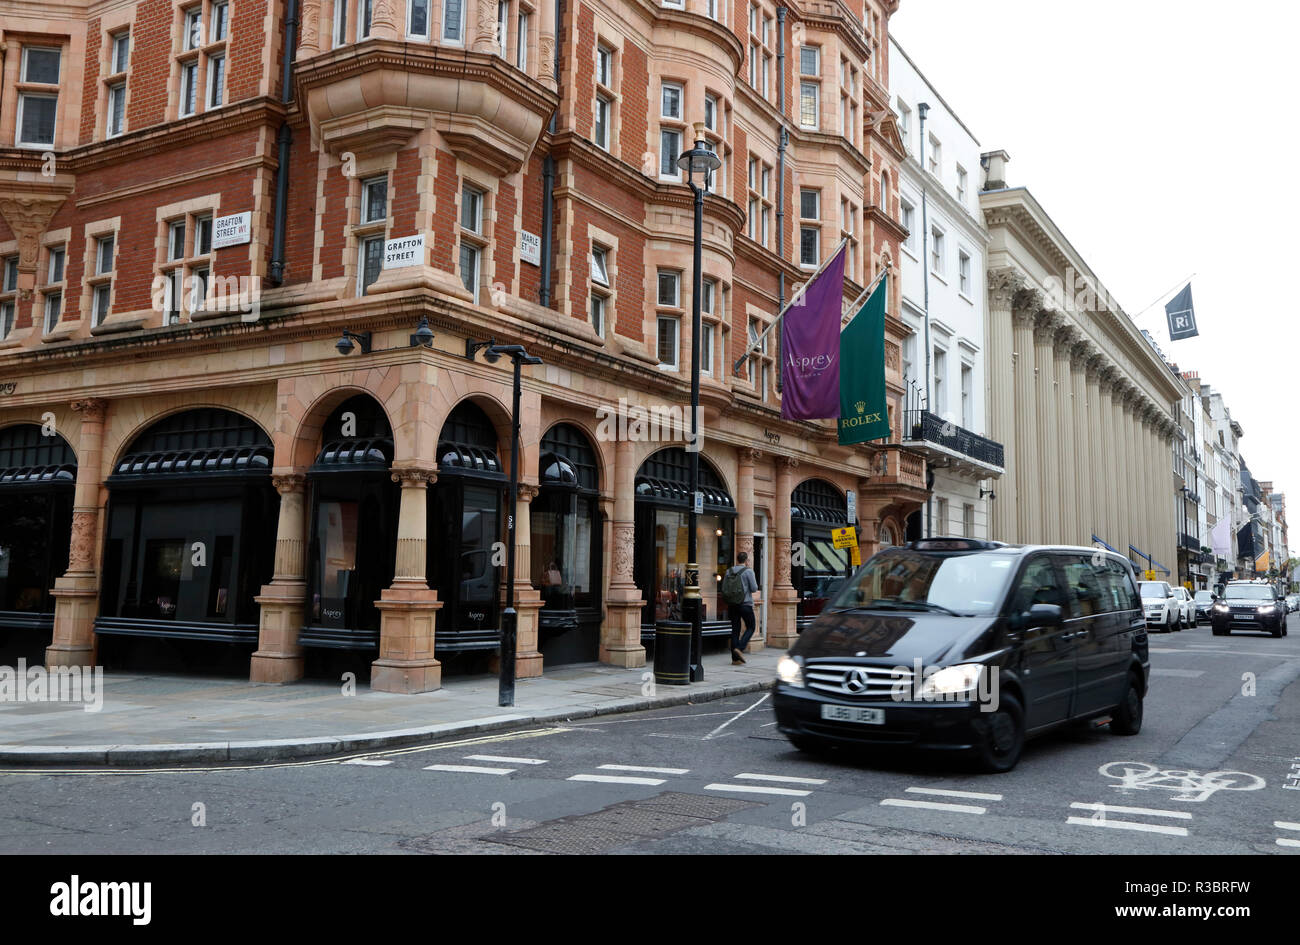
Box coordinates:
[919,663,984,697]
[776,655,805,688]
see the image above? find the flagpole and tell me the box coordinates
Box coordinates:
[730,239,875,376]
[1127,271,1196,323]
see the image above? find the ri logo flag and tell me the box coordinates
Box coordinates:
[1164,283,1198,340]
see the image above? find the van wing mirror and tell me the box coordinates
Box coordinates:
[1024,603,1063,629]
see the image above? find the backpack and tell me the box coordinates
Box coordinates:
[721,567,745,605]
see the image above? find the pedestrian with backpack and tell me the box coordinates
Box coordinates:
[720,552,760,664]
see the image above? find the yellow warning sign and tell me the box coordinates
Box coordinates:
[850,545,862,568]
[1144,569,1156,581]
[832,526,857,550]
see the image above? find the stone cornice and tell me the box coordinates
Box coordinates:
[798,0,873,65]
[866,203,907,242]
[900,154,989,242]
[647,6,746,74]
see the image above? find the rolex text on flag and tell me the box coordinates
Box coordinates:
[838,273,891,445]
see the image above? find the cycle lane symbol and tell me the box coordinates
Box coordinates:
[1099,761,1266,803]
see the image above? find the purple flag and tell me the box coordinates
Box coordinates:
[780,242,847,420]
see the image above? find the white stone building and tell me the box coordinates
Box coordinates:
[889,38,1002,540]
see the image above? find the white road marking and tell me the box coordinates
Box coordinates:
[1066,816,1189,837]
[906,787,1003,801]
[1275,821,1300,831]
[1071,802,1193,820]
[341,758,393,767]
[704,693,771,740]
[1277,838,1300,848]
[598,764,690,775]
[567,774,666,785]
[1151,668,1206,678]
[881,798,986,815]
[423,764,515,775]
[464,754,548,765]
[704,782,812,797]
[735,772,828,786]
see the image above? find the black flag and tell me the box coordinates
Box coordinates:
[1164,283,1198,340]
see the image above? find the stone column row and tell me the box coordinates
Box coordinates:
[986,271,1020,542]
[1011,293,1041,543]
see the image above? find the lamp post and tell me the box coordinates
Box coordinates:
[466,340,543,707]
[677,123,721,683]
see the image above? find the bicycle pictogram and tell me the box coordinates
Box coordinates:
[1099,761,1265,802]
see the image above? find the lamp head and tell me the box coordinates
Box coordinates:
[336,332,354,356]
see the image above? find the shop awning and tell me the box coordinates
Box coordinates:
[437,441,502,477]
[311,437,394,473]
[109,446,271,483]
[635,476,734,511]
[0,463,76,486]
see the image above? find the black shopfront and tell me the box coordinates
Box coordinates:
[791,478,851,626]
[97,409,277,653]
[300,395,399,653]
[531,423,603,664]
[0,424,74,660]
[428,401,506,655]
[634,447,735,639]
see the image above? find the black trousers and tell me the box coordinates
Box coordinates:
[728,603,756,652]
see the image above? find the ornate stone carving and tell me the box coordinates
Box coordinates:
[737,447,763,466]
[775,537,792,585]
[1012,288,1043,325]
[473,0,500,52]
[299,0,321,53]
[272,473,307,495]
[1053,323,1077,352]
[390,467,437,486]
[987,268,1025,311]
[71,398,107,424]
[537,33,556,78]
[736,535,754,561]
[776,455,800,471]
[68,509,97,571]
[0,197,66,271]
[372,0,396,30]
[1033,311,1061,344]
[884,342,900,371]
[518,482,540,501]
[613,523,635,582]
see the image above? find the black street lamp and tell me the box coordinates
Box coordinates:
[677,123,721,683]
[466,340,543,707]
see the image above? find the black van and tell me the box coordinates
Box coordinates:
[772,539,1150,772]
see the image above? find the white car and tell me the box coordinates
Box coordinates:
[1138,580,1180,631]
[1170,586,1197,628]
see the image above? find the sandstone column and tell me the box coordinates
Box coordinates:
[1123,394,1142,565]
[986,269,1021,542]
[1011,293,1042,544]
[1109,380,1130,557]
[601,437,645,666]
[372,467,442,693]
[1070,345,1092,545]
[512,483,545,678]
[1097,372,1119,551]
[47,399,108,668]
[250,473,310,683]
[1053,327,1078,545]
[735,447,763,651]
[767,456,799,649]
[537,0,557,90]
[1085,358,1108,548]
[1034,313,1061,544]
[1144,408,1160,569]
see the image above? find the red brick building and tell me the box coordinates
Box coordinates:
[0,0,925,690]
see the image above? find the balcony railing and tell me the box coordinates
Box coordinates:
[1180,532,1202,552]
[902,409,1004,469]
[866,444,927,491]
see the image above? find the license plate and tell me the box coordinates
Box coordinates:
[820,704,884,725]
[1233,614,1252,621]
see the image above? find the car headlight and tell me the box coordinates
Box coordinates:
[1213,603,1228,612]
[919,663,984,697]
[776,655,804,688]
[1257,605,1277,614]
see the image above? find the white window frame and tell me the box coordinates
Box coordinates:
[361,175,388,224]
[358,235,384,297]
[335,0,350,45]
[656,269,680,308]
[211,1,229,41]
[590,292,606,337]
[799,226,819,268]
[956,164,968,203]
[107,82,127,137]
[179,60,199,117]
[958,250,971,296]
[594,94,610,150]
[596,45,612,87]
[408,0,430,38]
[112,32,131,73]
[799,81,819,130]
[657,316,680,369]
[590,245,610,287]
[701,321,715,377]
[799,45,819,76]
[930,226,945,276]
[206,52,225,108]
[496,0,509,57]
[184,7,204,50]
[799,188,819,220]
[442,0,466,43]
[659,128,681,181]
[661,81,682,120]
[358,0,374,38]
[17,93,59,148]
[516,11,529,68]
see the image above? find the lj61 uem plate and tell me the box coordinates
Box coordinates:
[820,704,885,725]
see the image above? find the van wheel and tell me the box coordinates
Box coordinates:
[1212,625,1228,636]
[971,693,1024,773]
[1110,676,1144,736]
[788,735,832,757]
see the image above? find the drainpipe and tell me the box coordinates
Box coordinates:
[918,102,931,536]
[538,0,560,306]
[268,0,300,285]
[775,7,787,389]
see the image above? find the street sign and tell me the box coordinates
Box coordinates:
[850,545,862,568]
[693,491,703,514]
[846,489,857,523]
[1144,569,1156,581]
[832,525,857,549]
[212,212,251,249]
[383,234,424,269]
[520,230,541,266]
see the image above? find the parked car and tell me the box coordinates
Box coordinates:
[1193,589,1217,622]
[1138,581,1179,631]
[1287,594,1300,613]
[1210,582,1289,637]
[1170,586,1197,628]
[773,539,1150,773]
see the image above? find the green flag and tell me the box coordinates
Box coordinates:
[838,273,890,445]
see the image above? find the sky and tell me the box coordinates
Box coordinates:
[890,0,1297,511]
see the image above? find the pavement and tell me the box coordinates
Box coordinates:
[0,648,780,766]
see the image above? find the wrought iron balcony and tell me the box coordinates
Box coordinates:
[902,410,1004,470]
[1180,532,1202,552]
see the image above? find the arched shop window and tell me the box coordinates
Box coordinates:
[791,478,851,623]
[879,523,897,548]
[428,401,505,652]
[532,423,603,664]
[301,395,398,650]
[633,447,735,631]
[98,409,276,643]
[0,424,75,631]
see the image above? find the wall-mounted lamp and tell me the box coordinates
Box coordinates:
[980,487,996,500]
[465,337,499,362]
[335,330,372,356]
[410,317,434,348]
